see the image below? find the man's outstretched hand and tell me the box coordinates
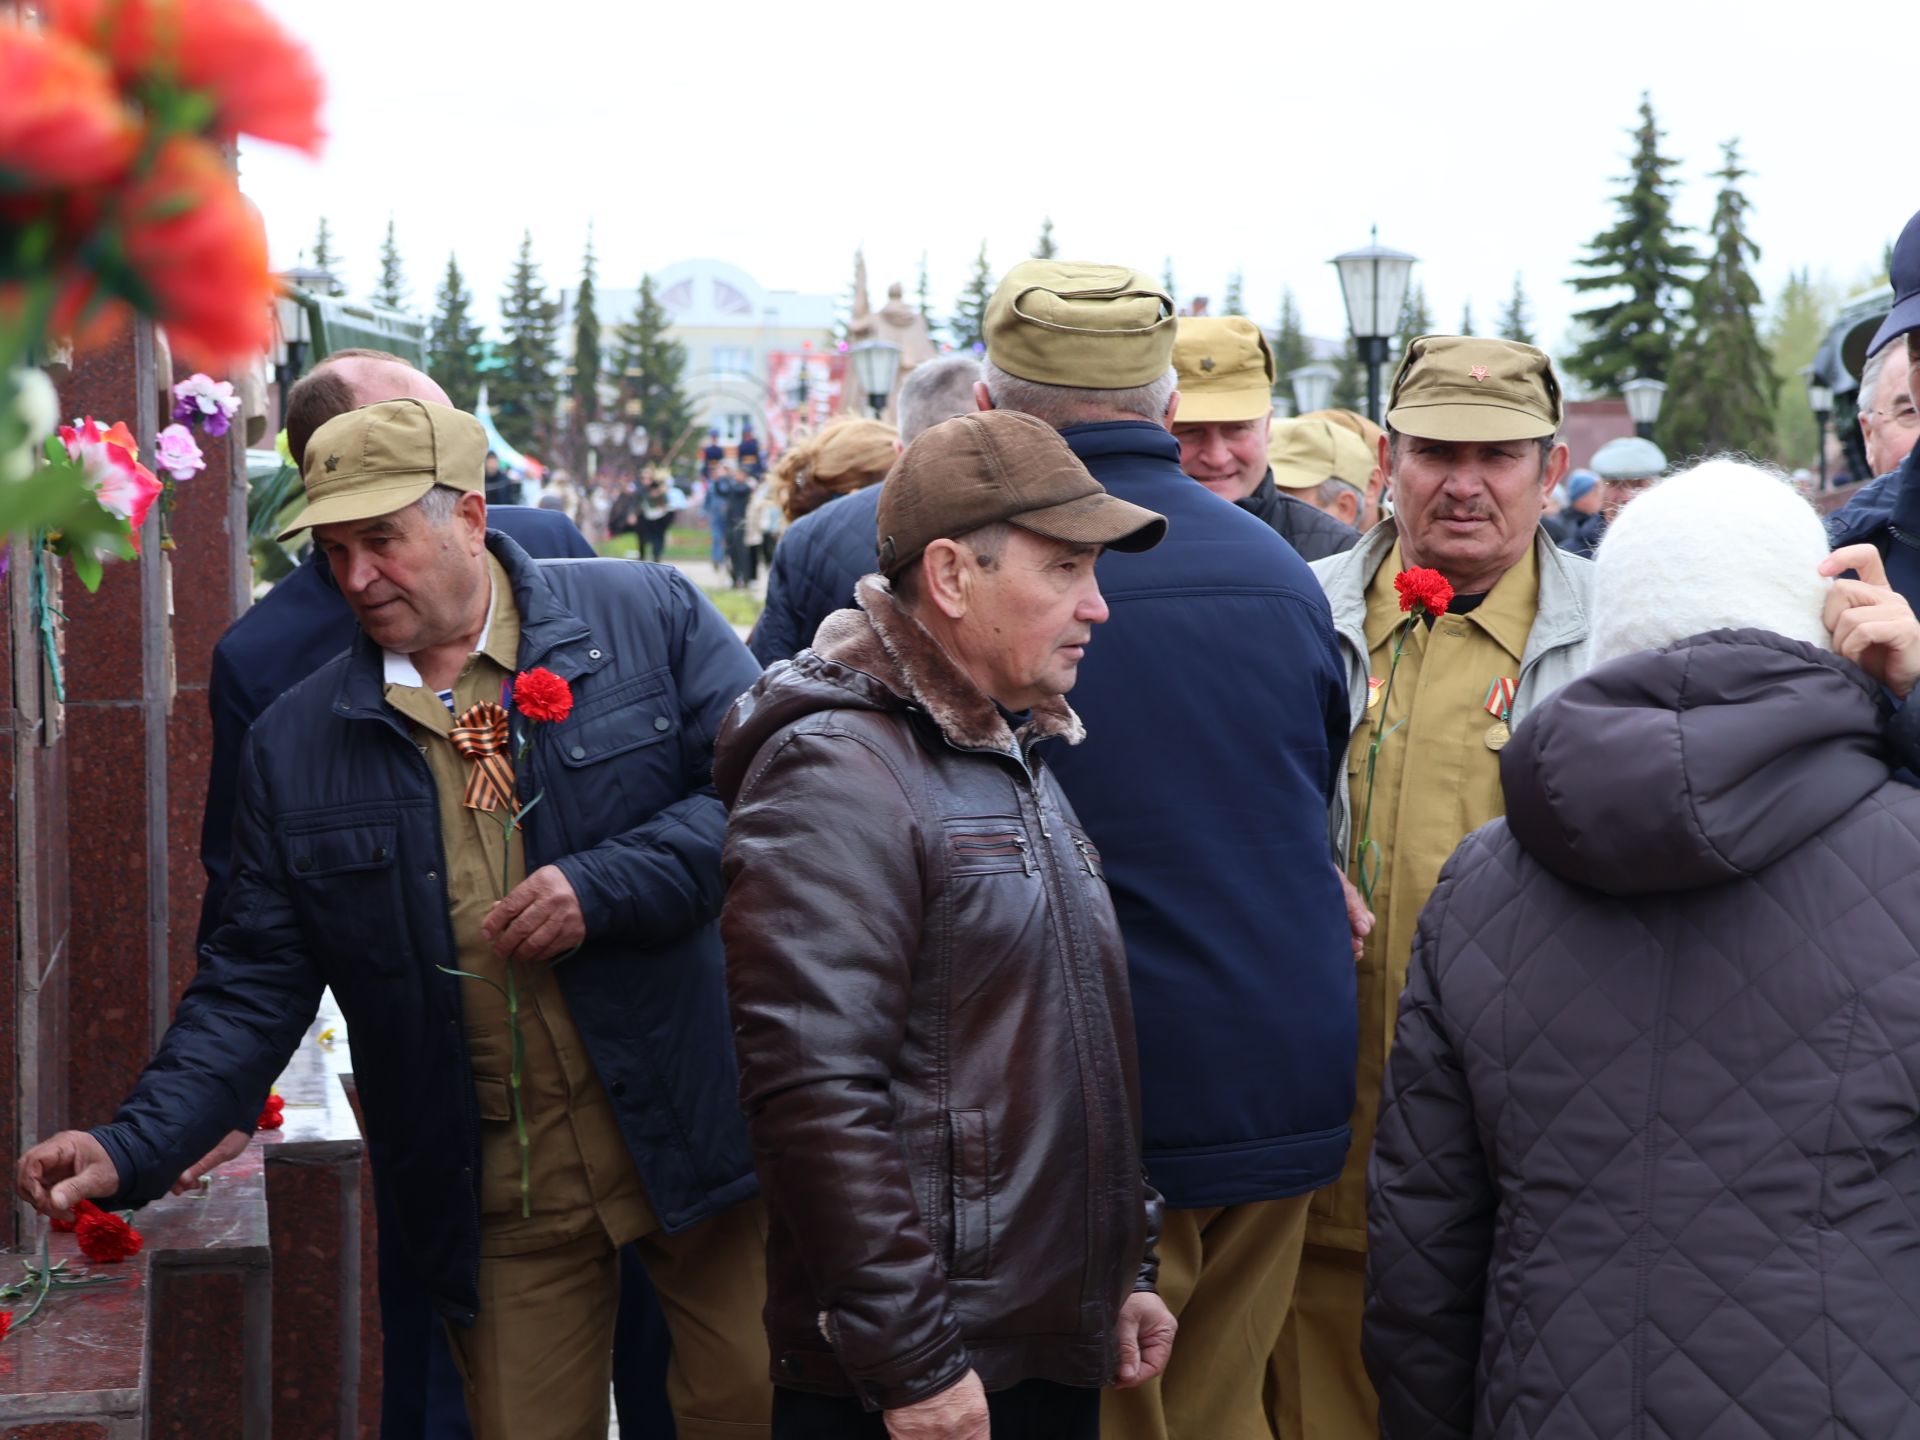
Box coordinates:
[16,1129,121,1219]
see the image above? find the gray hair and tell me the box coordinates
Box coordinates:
[1313,477,1364,510]
[898,355,984,443]
[1860,344,1892,416]
[981,357,1177,430]
[416,483,465,527]
[892,520,1015,606]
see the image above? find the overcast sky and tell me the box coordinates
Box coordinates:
[241,0,1895,362]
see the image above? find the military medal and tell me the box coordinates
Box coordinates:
[1483,676,1516,752]
[1367,676,1385,711]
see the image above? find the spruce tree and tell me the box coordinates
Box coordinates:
[1161,258,1176,308]
[569,229,602,471]
[1393,282,1435,371]
[1269,287,1312,405]
[1330,334,1368,415]
[916,252,937,343]
[1660,140,1775,459]
[610,274,698,466]
[310,217,348,296]
[374,216,407,310]
[1223,271,1246,317]
[1034,218,1057,260]
[1566,93,1700,394]
[1765,268,1834,469]
[427,252,483,413]
[1498,273,1535,345]
[950,241,994,352]
[1460,301,1475,336]
[494,230,562,454]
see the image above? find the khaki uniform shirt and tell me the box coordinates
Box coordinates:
[1309,539,1540,1250]
[384,555,653,1257]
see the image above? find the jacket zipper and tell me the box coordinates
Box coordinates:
[953,832,1035,875]
[1070,836,1099,878]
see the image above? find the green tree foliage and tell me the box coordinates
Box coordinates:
[426,252,483,413]
[1660,141,1775,460]
[916,252,937,344]
[1270,287,1312,405]
[1034,218,1057,260]
[494,230,561,454]
[1498,273,1535,345]
[1567,93,1700,394]
[610,274,698,466]
[1162,257,1176,306]
[569,229,602,470]
[950,241,994,352]
[374,216,407,310]
[310,217,347,296]
[1394,282,1434,372]
[1459,301,1475,337]
[1331,334,1368,415]
[1765,268,1836,469]
[1223,271,1246,317]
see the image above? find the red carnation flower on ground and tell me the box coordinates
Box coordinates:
[511,667,573,725]
[1393,566,1454,618]
[257,1093,285,1131]
[73,1200,142,1263]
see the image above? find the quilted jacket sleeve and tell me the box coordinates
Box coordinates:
[722,726,969,1410]
[1364,847,1495,1440]
[553,573,763,946]
[749,526,816,666]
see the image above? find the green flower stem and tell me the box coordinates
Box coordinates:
[1353,613,1421,906]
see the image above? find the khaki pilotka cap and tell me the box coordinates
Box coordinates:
[1385,335,1563,442]
[1171,316,1275,423]
[1268,415,1377,491]
[278,398,487,540]
[983,260,1176,388]
[876,409,1167,578]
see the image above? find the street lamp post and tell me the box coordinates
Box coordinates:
[1289,362,1340,418]
[848,340,903,420]
[1803,367,1834,490]
[1331,227,1417,426]
[1621,378,1667,441]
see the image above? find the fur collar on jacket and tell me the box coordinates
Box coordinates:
[811,575,1085,755]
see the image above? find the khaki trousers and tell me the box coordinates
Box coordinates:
[1271,1244,1372,1440]
[445,1195,772,1440]
[1102,1194,1312,1440]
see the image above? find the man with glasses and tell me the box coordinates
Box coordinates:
[1860,338,1919,481]
[1561,436,1665,558]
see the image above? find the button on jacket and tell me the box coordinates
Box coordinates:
[93,534,764,1322]
[716,575,1161,1411]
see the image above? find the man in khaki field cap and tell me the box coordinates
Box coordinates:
[1277,337,1595,1439]
[1267,416,1375,534]
[21,395,777,1440]
[1170,316,1359,561]
[976,261,1362,1440]
[1301,409,1391,530]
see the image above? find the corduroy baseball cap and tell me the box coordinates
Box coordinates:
[279,398,486,540]
[983,260,1176,389]
[876,409,1166,577]
[1267,415,1376,491]
[1172,316,1275,423]
[1386,335,1563,442]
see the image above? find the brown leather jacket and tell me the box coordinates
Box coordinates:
[716,576,1160,1410]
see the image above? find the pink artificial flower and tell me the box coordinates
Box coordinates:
[170,372,242,437]
[59,416,163,552]
[155,423,205,482]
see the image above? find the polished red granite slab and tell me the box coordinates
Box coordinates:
[0,1228,147,1428]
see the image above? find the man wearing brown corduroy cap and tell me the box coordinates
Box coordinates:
[717,409,1175,1440]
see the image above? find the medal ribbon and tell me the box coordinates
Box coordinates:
[1483,676,1517,721]
[450,700,519,813]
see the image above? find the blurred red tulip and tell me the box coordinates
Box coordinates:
[0,23,139,188]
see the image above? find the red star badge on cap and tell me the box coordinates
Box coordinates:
[1469,366,1490,382]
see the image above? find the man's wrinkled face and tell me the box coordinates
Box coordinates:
[313,496,488,655]
[1390,435,1564,590]
[1601,476,1655,523]
[956,528,1110,709]
[1862,344,1918,478]
[1173,413,1270,501]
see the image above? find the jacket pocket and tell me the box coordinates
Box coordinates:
[281,817,410,972]
[945,819,1036,877]
[1064,823,1104,880]
[947,1109,992,1280]
[552,675,675,771]
[473,1074,511,1122]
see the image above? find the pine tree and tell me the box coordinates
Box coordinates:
[1459,301,1475,336]
[1394,282,1435,372]
[1162,257,1176,308]
[426,252,483,413]
[1765,268,1835,469]
[916,252,937,343]
[568,228,602,471]
[950,241,994,352]
[1498,272,1535,345]
[1566,93,1701,394]
[610,274,698,466]
[310,217,348,296]
[493,230,562,454]
[374,216,407,310]
[1660,140,1775,459]
[1223,271,1246,317]
[1034,218,1057,260]
[1269,287,1313,405]
[1331,334,1368,415]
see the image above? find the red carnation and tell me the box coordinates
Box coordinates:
[74,1201,142,1263]
[256,1093,285,1131]
[511,667,573,725]
[0,1309,11,1341]
[1393,566,1454,619]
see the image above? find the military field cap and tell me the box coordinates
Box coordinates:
[1267,416,1376,492]
[1300,407,1386,462]
[279,398,487,541]
[983,260,1176,390]
[876,409,1166,578]
[1171,316,1275,423]
[1386,335,1563,442]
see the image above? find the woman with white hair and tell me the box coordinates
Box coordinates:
[1362,459,1920,1438]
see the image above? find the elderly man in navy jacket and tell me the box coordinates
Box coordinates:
[973,260,1357,1440]
[17,398,770,1439]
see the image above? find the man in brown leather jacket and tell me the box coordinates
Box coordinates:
[716,410,1177,1440]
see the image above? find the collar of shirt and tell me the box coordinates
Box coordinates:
[382,569,500,692]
